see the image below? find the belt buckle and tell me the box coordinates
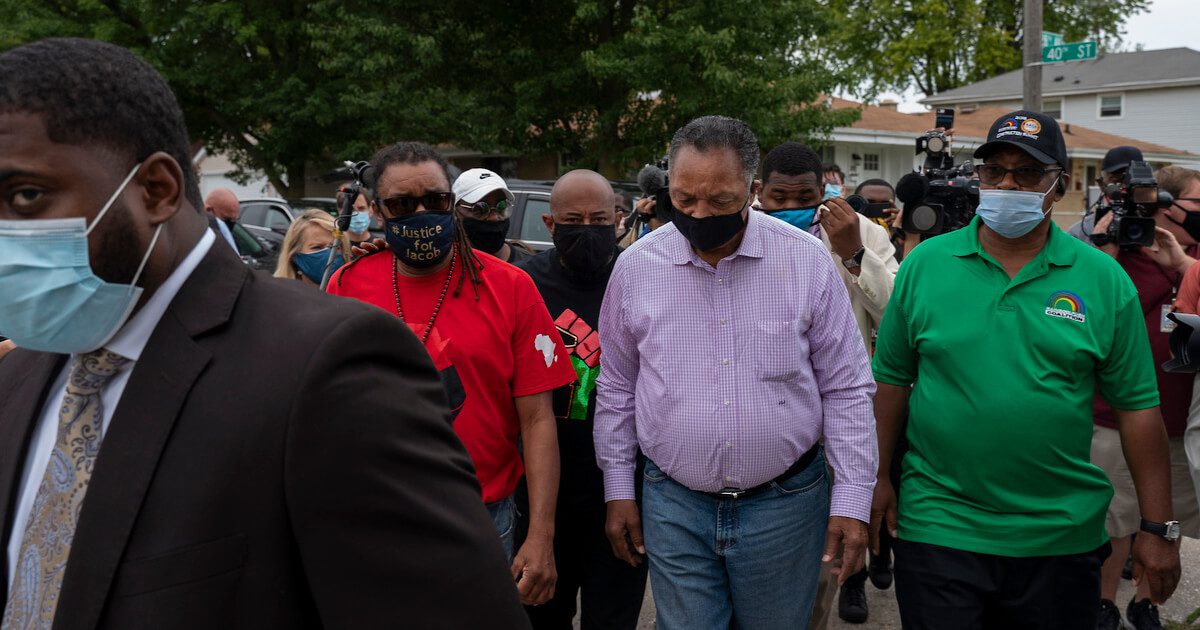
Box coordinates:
[715,488,744,499]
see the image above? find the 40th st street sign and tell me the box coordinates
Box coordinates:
[1043,41,1099,63]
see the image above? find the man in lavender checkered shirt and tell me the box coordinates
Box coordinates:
[594,115,878,630]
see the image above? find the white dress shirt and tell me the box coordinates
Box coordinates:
[5,230,214,588]
[819,219,899,352]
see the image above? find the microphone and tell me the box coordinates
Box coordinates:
[896,172,930,205]
[637,164,667,197]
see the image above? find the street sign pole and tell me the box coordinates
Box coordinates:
[1023,0,1043,111]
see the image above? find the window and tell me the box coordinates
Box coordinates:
[520,195,552,244]
[821,146,836,164]
[1043,99,1062,119]
[267,208,291,230]
[239,204,269,227]
[1098,94,1123,118]
[863,153,880,171]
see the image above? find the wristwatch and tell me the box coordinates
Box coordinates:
[1090,232,1114,246]
[1140,518,1181,541]
[842,247,866,270]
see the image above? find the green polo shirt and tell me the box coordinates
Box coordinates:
[873,217,1159,557]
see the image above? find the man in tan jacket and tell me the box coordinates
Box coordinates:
[755,142,897,627]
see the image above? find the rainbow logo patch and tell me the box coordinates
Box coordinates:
[1001,118,1020,129]
[1045,291,1086,323]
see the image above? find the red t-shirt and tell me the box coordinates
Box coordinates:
[329,248,576,502]
[1093,249,1194,437]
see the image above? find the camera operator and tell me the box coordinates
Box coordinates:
[336,185,377,248]
[1087,160,1199,626]
[853,178,918,263]
[1068,146,1145,242]
[872,110,1180,629]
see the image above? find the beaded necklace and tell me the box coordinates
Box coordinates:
[392,250,457,344]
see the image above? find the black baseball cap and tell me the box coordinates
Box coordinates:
[974,110,1068,170]
[1102,145,1144,173]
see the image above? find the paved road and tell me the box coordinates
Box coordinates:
[618,537,1200,628]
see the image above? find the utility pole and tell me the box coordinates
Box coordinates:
[1023,0,1043,111]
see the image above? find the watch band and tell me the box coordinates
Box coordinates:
[1140,518,1182,541]
[843,247,865,270]
[1090,232,1113,246]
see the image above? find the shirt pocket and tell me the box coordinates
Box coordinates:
[753,320,802,382]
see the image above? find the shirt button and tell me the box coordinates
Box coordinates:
[721,358,730,365]
[723,400,731,406]
[718,278,724,283]
[725,476,732,482]
[720,318,727,326]
[726,441,732,448]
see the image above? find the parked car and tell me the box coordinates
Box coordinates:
[506,179,555,251]
[287,197,338,217]
[229,220,282,272]
[238,197,296,240]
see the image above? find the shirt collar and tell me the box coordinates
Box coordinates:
[950,215,1076,267]
[667,207,765,266]
[106,229,215,361]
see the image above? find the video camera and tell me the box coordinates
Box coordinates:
[1093,160,1173,249]
[636,158,675,224]
[896,129,980,235]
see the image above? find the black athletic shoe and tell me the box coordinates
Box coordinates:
[838,580,868,624]
[867,552,893,590]
[1097,599,1122,630]
[1126,597,1163,630]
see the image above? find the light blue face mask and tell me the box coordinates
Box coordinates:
[824,183,842,199]
[0,164,161,354]
[976,177,1059,239]
[766,206,819,231]
[349,211,371,233]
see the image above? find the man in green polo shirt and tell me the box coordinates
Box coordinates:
[870,110,1181,629]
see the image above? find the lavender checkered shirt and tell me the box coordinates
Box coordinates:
[595,209,878,522]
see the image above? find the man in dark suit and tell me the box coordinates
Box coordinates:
[0,38,529,629]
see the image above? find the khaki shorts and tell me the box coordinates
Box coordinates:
[1090,425,1200,538]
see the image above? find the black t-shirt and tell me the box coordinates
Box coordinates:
[504,242,535,265]
[516,246,619,515]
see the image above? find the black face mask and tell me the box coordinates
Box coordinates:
[553,223,617,283]
[461,217,510,254]
[671,202,748,252]
[1167,206,1200,241]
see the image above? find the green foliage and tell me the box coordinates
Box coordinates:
[826,0,1151,97]
[1,0,858,190]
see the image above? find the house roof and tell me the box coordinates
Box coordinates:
[829,98,1192,159]
[921,47,1200,104]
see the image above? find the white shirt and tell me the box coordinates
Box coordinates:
[5,230,214,588]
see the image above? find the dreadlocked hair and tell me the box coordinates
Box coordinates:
[369,141,484,299]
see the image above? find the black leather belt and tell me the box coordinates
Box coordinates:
[704,443,821,500]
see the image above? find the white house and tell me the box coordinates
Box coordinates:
[920,47,1200,155]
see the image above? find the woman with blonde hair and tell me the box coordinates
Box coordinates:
[273,208,352,285]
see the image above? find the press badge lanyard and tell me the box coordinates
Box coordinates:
[1157,265,1180,333]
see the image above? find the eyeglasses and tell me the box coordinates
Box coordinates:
[377,192,454,217]
[458,199,512,220]
[975,164,1062,188]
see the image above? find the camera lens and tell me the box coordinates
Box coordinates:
[911,205,938,231]
[928,136,947,153]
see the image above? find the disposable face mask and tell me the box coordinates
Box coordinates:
[976,177,1059,239]
[765,206,819,231]
[0,164,160,353]
[349,211,372,234]
[824,183,842,199]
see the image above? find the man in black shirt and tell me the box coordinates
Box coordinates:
[516,169,647,628]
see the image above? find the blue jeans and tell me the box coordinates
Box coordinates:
[642,452,830,630]
[486,495,516,564]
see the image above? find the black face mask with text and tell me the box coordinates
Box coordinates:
[552,223,617,284]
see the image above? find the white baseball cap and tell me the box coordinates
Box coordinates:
[453,168,516,205]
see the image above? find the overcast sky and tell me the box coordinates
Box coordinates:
[881,0,1199,113]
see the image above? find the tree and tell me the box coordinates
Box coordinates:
[1,0,859,186]
[827,0,1151,98]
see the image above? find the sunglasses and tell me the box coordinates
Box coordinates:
[975,164,1062,188]
[458,199,512,220]
[376,192,455,217]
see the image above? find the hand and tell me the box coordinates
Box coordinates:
[869,476,899,556]
[1091,212,1119,258]
[351,237,387,258]
[820,197,863,260]
[1146,227,1195,272]
[823,515,868,586]
[0,339,15,360]
[604,499,646,567]
[1131,531,1181,604]
[511,534,557,606]
[635,196,656,219]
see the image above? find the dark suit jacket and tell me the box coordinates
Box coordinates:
[0,244,530,629]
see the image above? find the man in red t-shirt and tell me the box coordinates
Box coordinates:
[1089,164,1200,628]
[328,142,576,607]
